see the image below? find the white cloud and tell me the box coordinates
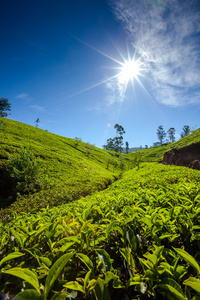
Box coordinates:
[110,0,200,106]
[30,105,47,113]
[15,93,30,101]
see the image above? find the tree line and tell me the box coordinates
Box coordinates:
[157,125,191,145]
[0,97,194,151]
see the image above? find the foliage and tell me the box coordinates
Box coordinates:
[35,117,40,128]
[7,148,42,194]
[157,125,166,145]
[181,125,190,138]
[168,127,176,143]
[0,98,11,117]
[132,149,140,169]
[103,124,126,153]
[125,141,129,154]
[0,163,200,299]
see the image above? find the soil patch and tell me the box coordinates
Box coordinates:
[162,142,200,170]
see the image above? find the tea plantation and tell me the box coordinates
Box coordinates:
[0,119,200,299]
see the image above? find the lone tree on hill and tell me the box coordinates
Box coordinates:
[35,117,40,128]
[181,125,190,138]
[0,98,11,117]
[168,127,176,143]
[157,125,166,145]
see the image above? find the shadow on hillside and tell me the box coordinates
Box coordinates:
[0,166,17,209]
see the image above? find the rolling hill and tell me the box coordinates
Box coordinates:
[0,118,132,215]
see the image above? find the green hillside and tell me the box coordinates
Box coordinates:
[0,118,131,215]
[130,128,200,162]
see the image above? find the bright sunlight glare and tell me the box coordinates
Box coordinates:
[66,37,149,103]
[118,57,143,84]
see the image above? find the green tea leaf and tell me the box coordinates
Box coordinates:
[104,271,124,288]
[63,281,85,293]
[104,271,116,285]
[44,252,74,300]
[120,248,135,270]
[126,230,137,252]
[106,221,115,239]
[126,276,141,288]
[157,283,186,300]
[40,256,52,268]
[0,252,24,268]
[161,278,185,296]
[4,268,40,292]
[87,279,97,292]
[77,253,94,271]
[96,249,112,272]
[95,277,111,300]
[173,247,200,274]
[84,270,92,291]
[184,277,200,294]
[13,289,42,300]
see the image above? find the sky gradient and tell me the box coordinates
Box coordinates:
[0,0,200,148]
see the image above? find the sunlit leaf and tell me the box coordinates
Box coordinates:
[13,289,42,300]
[173,247,200,274]
[77,253,94,271]
[0,252,24,268]
[4,267,40,292]
[184,277,200,294]
[63,281,85,293]
[44,252,74,300]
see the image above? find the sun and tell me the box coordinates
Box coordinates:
[66,37,148,101]
[118,57,142,84]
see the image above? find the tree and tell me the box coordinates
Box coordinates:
[103,124,126,153]
[114,123,125,153]
[180,125,190,138]
[167,127,176,143]
[114,123,125,136]
[35,117,40,128]
[0,98,11,117]
[125,141,129,154]
[103,138,115,151]
[157,125,166,145]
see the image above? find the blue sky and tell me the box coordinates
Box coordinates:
[0,0,200,148]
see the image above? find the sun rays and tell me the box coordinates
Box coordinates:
[65,37,149,105]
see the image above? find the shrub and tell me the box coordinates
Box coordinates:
[7,148,42,194]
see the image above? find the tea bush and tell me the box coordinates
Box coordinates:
[1,163,200,299]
